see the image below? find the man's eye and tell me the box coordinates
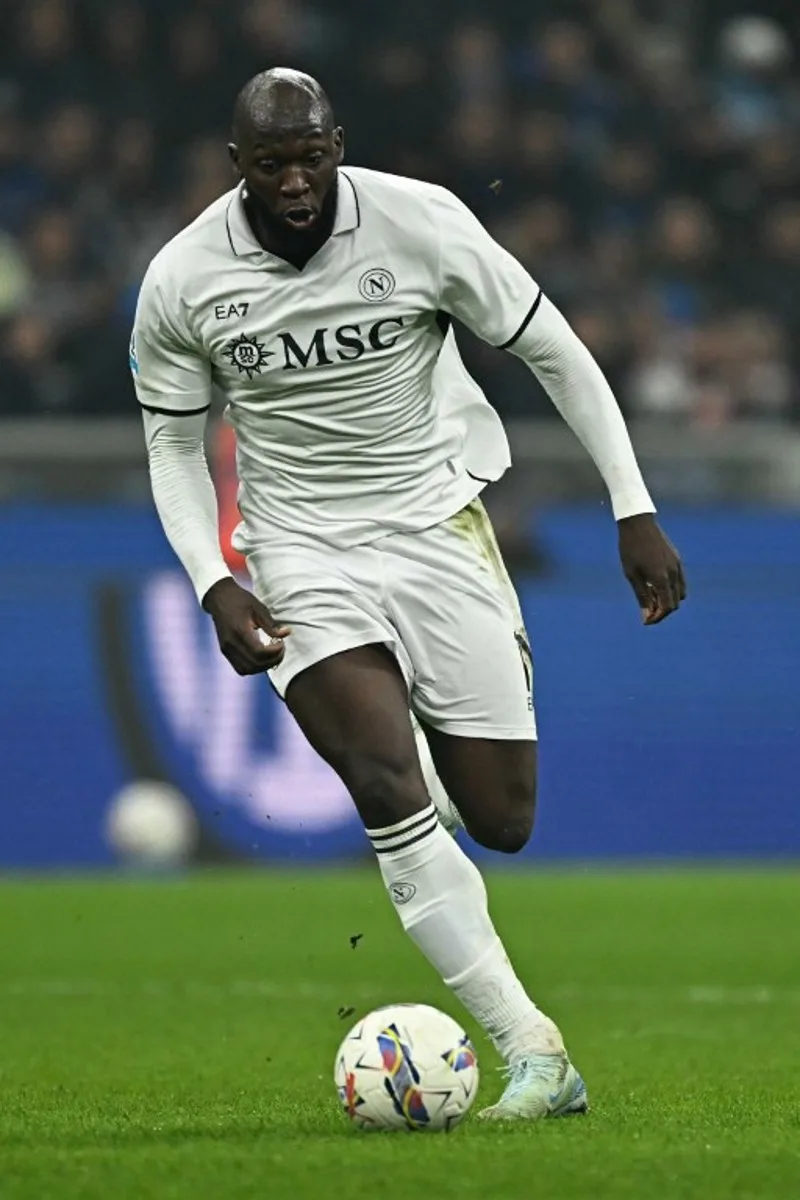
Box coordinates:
[257,160,277,173]
[307,153,323,167]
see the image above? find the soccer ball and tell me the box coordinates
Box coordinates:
[334,1003,479,1132]
[105,780,198,868]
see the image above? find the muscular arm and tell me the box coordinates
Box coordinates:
[142,408,289,669]
[508,293,654,520]
[142,408,231,603]
[435,188,652,518]
[435,185,685,621]
[132,265,233,603]
[132,261,289,667]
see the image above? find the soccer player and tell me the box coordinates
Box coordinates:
[131,69,686,1120]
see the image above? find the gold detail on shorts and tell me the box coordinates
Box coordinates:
[448,498,506,580]
[448,499,533,705]
[448,499,520,610]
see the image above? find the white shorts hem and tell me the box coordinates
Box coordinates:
[415,718,537,741]
[269,632,408,698]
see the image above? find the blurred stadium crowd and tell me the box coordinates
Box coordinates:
[0,0,799,424]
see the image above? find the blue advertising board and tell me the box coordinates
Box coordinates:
[1,504,798,867]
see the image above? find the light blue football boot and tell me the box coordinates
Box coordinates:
[478,1051,589,1121]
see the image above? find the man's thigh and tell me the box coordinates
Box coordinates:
[285,643,429,829]
[385,499,536,741]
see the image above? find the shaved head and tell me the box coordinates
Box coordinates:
[228,68,343,263]
[232,68,335,143]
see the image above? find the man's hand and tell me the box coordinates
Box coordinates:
[202,577,291,674]
[618,514,687,626]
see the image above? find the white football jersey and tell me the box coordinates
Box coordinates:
[131,167,542,550]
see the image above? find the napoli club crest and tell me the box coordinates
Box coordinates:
[358,268,396,303]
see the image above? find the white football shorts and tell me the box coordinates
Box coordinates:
[246,499,536,739]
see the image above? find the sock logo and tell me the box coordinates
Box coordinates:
[389,882,417,906]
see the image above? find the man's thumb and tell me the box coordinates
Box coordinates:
[252,601,291,640]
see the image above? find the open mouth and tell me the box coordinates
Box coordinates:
[283,206,318,230]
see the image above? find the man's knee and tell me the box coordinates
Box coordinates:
[467,810,535,855]
[463,776,537,855]
[344,755,429,829]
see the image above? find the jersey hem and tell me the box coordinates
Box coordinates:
[235,476,488,557]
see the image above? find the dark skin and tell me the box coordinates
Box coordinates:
[619,514,686,625]
[204,70,687,845]
[228,74,344,271]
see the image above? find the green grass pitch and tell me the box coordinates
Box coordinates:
[0,867,798,1199]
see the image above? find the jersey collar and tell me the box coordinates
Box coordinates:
[225,171,360,259]
[334,171,361,235]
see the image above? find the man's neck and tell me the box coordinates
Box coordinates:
[243,176,339,270]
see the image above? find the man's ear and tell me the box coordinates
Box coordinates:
[333,127,345,166]
[228,143,241,177]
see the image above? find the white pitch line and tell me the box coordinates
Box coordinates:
[0,982,799,1004]
[548,984,800,1005]
[0,979,382,1001]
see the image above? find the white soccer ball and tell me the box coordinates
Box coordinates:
[105,780,198,868]
[334,1003,480,1132]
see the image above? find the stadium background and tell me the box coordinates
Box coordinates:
[1,0,799,867]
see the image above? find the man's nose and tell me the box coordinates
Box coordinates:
[280,167,310,197]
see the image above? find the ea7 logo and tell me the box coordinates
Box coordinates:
[215,301,250,319]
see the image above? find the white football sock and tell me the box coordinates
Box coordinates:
[366,803,564,1063]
